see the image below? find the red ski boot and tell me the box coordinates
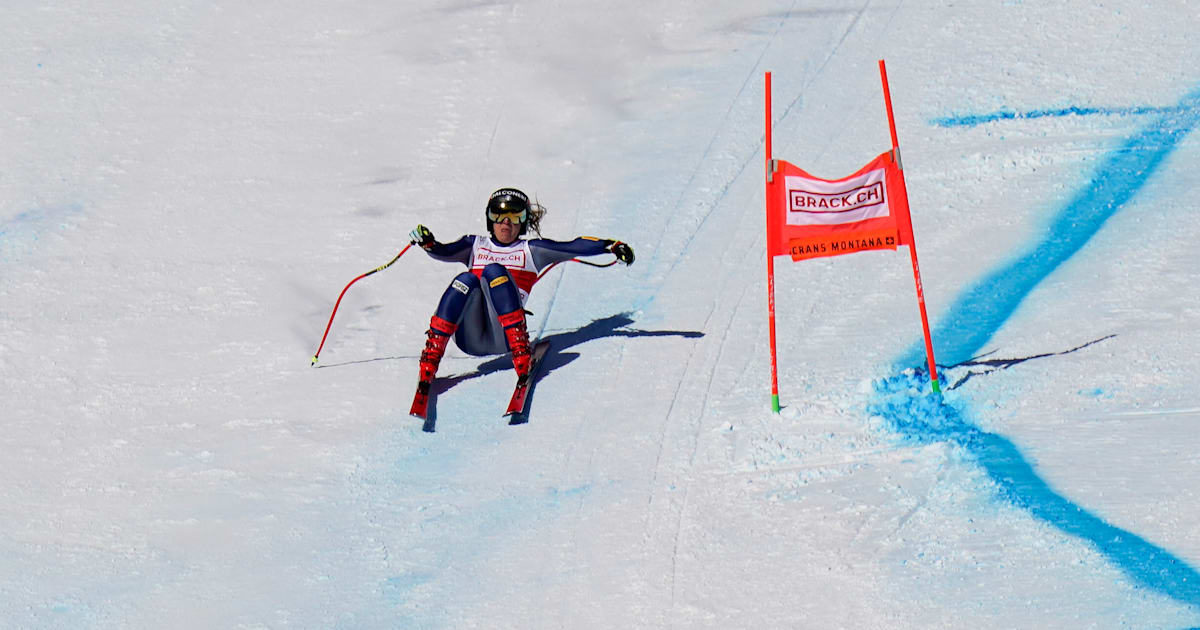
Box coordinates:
[498,310,532,379]
[410,316,456,418]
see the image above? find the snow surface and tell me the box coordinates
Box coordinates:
[3,1,1200,628]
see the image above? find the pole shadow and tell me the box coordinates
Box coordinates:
[941,334,1116,391]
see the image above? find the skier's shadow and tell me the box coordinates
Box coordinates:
[423,312,703,432]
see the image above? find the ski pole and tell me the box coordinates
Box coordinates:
[535,257,619,282]
[311,243,413,366]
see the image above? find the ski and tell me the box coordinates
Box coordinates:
[410,340,550,422]
[505,340,551,423]
[409,378,434,420]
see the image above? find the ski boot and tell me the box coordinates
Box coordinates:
[498,310,532,380]
[410,316,457,418]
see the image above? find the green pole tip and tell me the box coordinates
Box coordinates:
[771,394,781,414]
[311,355,319,366]
[931,379,942,395]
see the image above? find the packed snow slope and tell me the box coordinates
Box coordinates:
[3,1,1199,628]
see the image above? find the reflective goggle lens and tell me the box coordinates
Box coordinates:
[487,207,527,224]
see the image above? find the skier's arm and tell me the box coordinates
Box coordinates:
[409,225,473,264]
[529,237,635,269]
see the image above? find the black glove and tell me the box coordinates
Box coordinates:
[410,224,436,250]
[608,240,635,265]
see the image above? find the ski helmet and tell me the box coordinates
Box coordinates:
[486,188,531,236]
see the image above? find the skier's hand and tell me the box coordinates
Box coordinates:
[410,224,436,250]
[608,240,635,265]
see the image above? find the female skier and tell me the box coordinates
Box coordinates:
[407,187,634,416]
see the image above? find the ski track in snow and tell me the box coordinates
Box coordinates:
[876,87,1200,610]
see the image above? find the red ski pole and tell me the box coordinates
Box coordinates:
[311,243,413,366]
[535,256,619,282]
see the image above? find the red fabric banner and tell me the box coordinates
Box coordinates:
[766,150,913,261]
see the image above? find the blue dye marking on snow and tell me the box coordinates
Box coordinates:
[354,423,601,621]
[877,88,1200,609]
[932,104,1179,128]
[1080,387,1112,399]
[547,484,591,502]
[906,90,1200,370]
[870,372,1200,606]
[0,204,84,262]
[382,573,434,605]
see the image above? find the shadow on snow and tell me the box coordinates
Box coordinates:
[421,312,703,432]
[941,334,1115,391]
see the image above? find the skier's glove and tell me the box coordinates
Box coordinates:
[410,224,436,250]
[608,240,635,265]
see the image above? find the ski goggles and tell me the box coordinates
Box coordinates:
[487,204,527,224]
